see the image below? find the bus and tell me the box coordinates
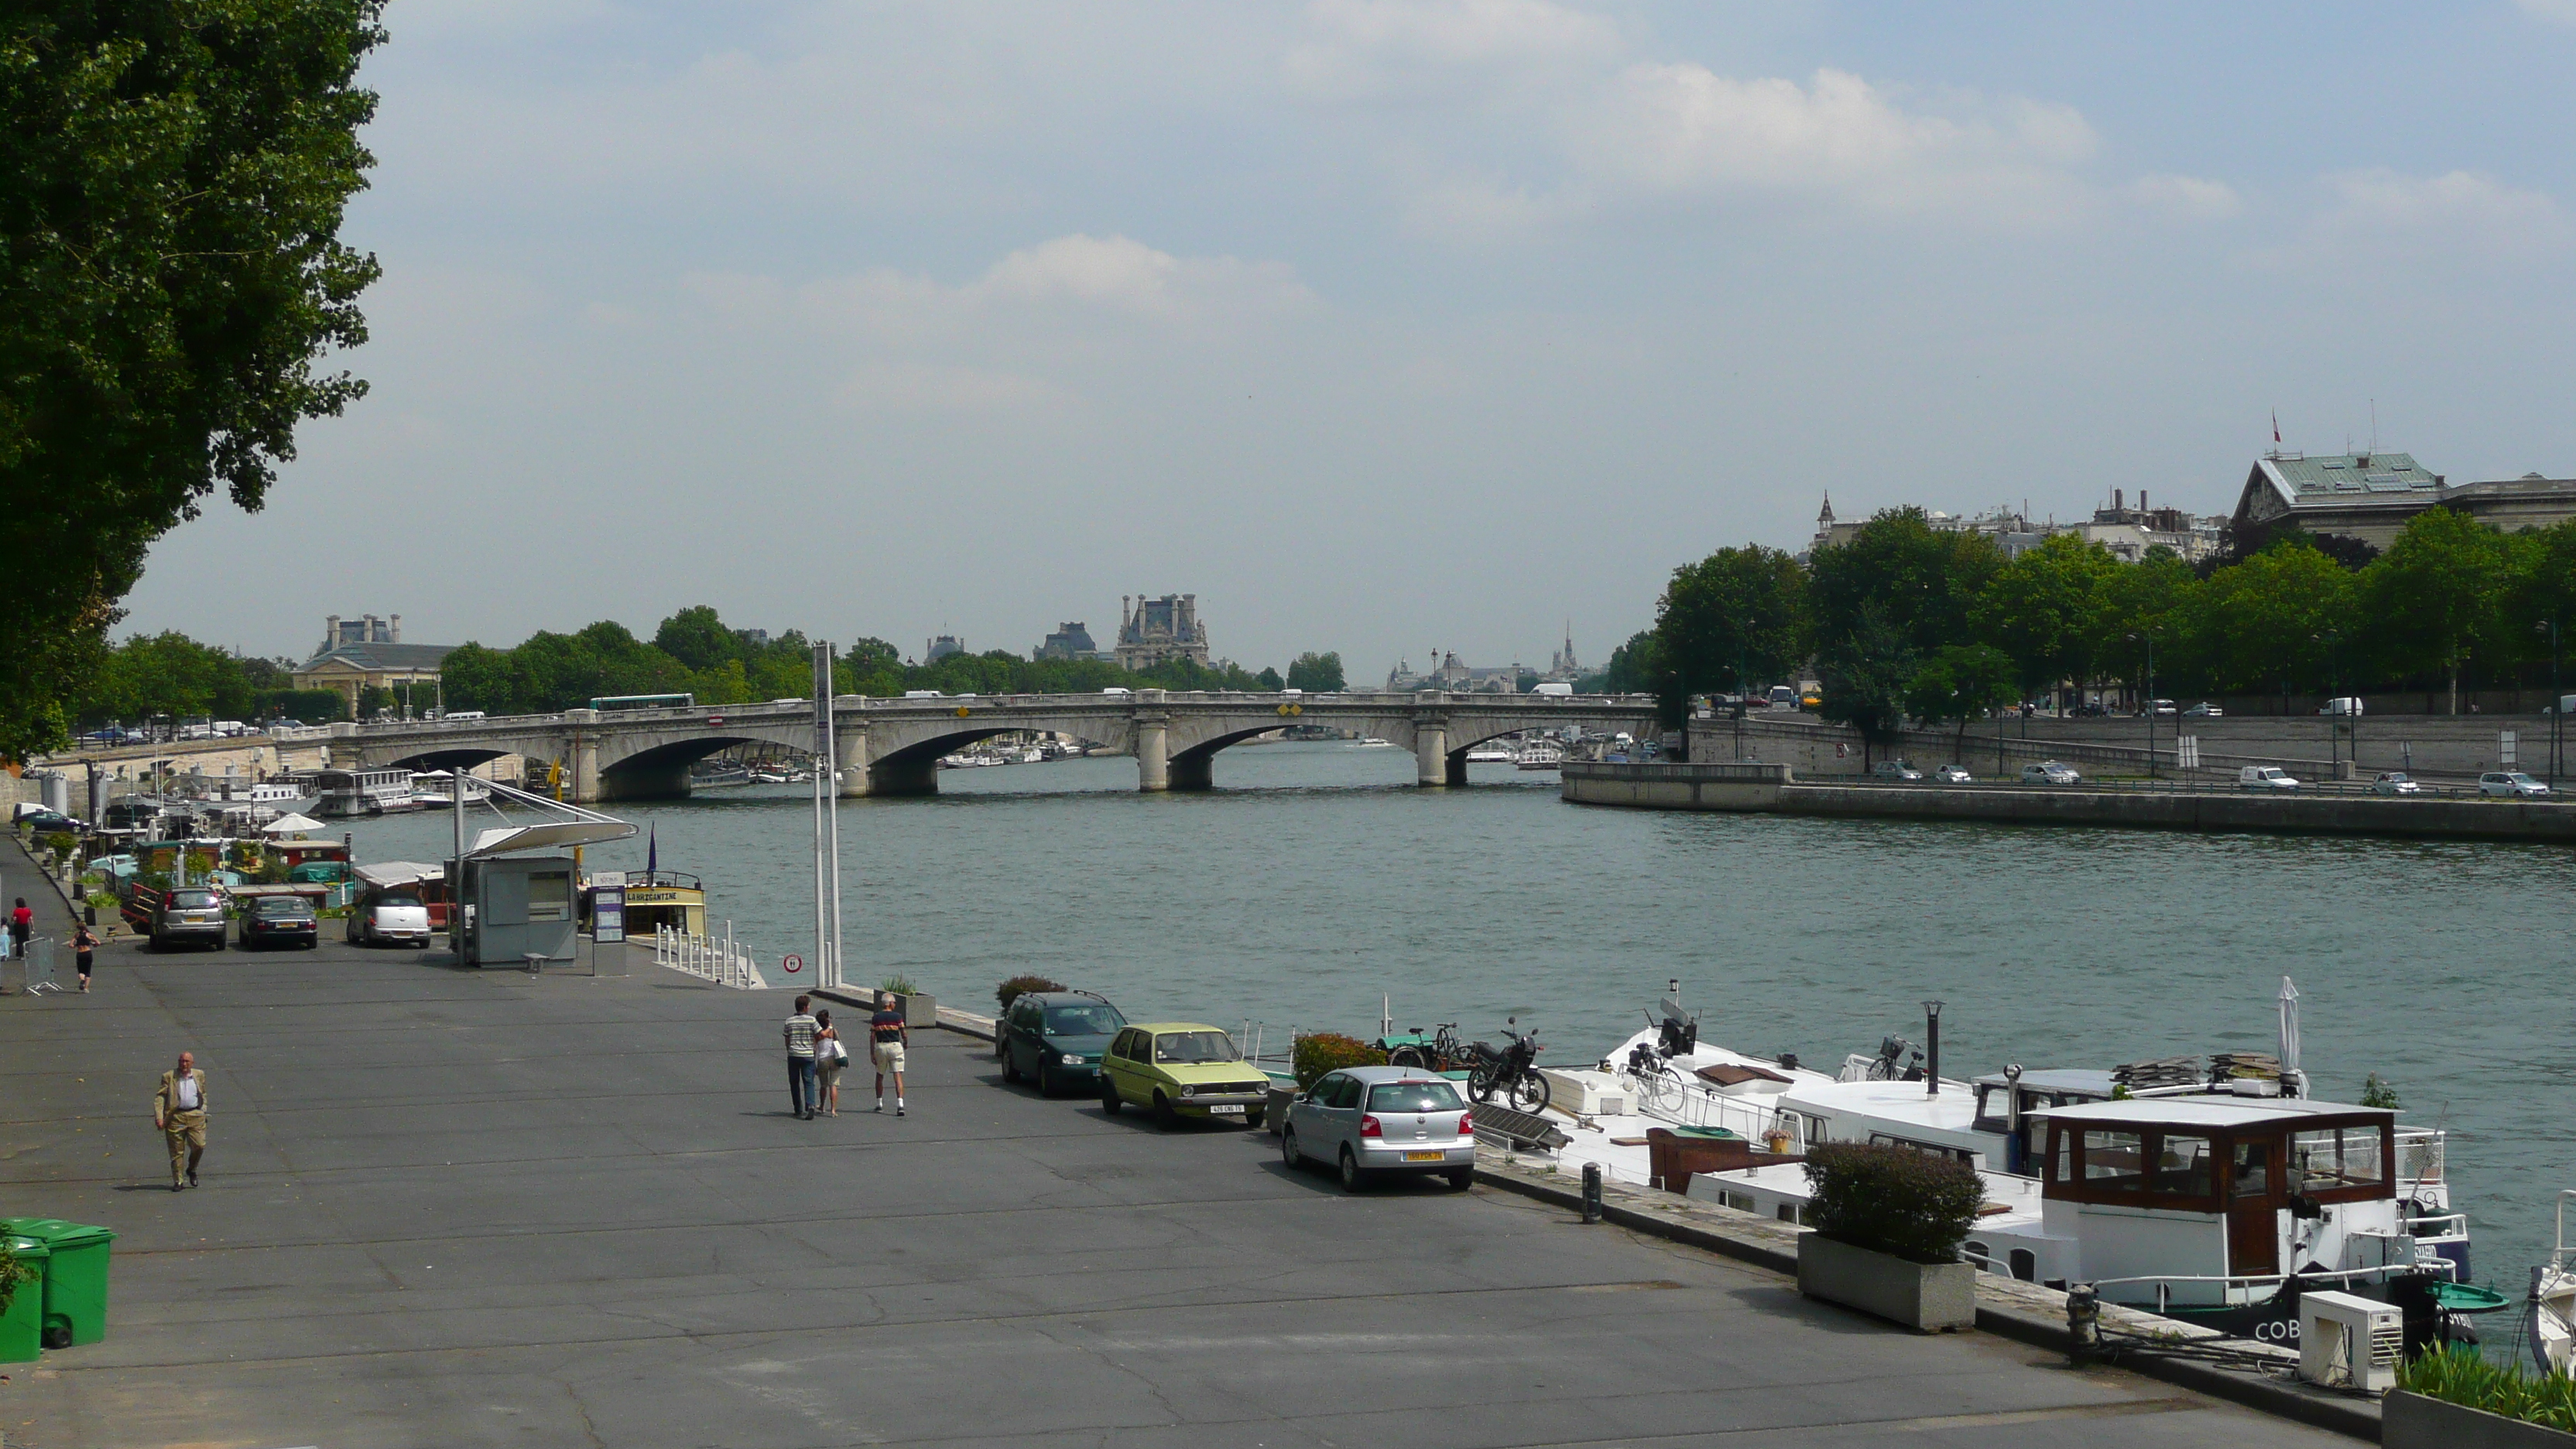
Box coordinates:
[587,694,696,712]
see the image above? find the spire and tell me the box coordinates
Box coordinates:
[1818,492,1835,526]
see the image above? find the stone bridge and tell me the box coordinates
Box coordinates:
[318,690,1664,802]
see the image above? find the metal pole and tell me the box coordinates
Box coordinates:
[823,649,844,995]
[810,643,833,994]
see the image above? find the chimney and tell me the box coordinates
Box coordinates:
[2114,488,2123,512]
[2139,490,2148,514]
[390,613,402,643]
[325,615,341,650]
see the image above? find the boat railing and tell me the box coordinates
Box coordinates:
[652,923,766,990]
[1629,1071,1802,1146]
[2395,1127,2445,1184]
[2090,1259,2458,1314]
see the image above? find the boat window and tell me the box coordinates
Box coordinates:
[2291,1125,2385,1193]
[1153,1030,1240,1065]
[2053,1129,2073,1184]
[2009,1249,2038,1282]
[2150,1133,2216,1198]
[2081,1130,2146,1190]
[2232,1140,2272,1198]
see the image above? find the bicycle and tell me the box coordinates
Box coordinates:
[1386,1022,1464,1073]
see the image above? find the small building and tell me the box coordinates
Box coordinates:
[1115,594,1210,670]
[924,635,965,663]
[1035,622,1098,660]
[292,615,454,717]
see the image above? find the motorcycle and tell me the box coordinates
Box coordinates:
[1467,1017,1550,1113]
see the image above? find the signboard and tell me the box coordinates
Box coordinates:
[2502,731,2519,766]
[591,886,625,944]
[783,953,803,975]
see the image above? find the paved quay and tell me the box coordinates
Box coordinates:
[0,933,2360,1447]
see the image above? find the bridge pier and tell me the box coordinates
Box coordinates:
[835,719,871,798]
[1136,703,1170,793]
[596,761,693,803]
[1416,723,1448,787]
[1444,749,1470,787]
[570,715,602,804]
[1168,752,1214,792]
[868,756,940,796]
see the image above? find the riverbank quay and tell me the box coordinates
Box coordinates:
[0,944,2360,1447]
[1567,759,2576,841]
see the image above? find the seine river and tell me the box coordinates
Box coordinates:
[347,739,2576,1312]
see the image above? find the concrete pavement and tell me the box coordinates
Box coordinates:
[0,931,2361,1447]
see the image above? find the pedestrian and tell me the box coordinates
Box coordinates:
[73,920,97,992]
[783,993,820,1120]
[814,1009,845,1117]
[8,898,29,960]
[872,990,909,1116]
[153,1050,209,1191]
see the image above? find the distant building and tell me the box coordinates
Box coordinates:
[1807,490,2225,564]
[2232,450,2576,550]
[1545,626,1582,683]
[737,628,770,648]
[1035,622,1098,660]
[1386,651,1523,693]
[925,635,965,663]
[1115,594,1210,670]
[293,614,454,715]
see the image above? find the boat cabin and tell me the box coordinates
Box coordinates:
[315,769,418,818]
[1970,1068,2115,1173]
[2036,1098,2405,1308]
[582,870,704,938]
[1774,1077,1992,1165]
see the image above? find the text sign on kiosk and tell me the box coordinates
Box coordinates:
[783,953,803,975]
[592,886,625,944]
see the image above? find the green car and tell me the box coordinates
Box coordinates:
[1099,1022,1272,1129]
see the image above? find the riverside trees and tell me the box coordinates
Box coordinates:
[1644,505,2576,723]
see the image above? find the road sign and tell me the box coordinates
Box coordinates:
[783,953,803,974]
[2502,731,2519,766]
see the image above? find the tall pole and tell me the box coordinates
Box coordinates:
[810,642,841,993]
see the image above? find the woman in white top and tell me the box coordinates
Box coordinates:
[814,1009,845,1117]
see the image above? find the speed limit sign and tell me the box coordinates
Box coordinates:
[783,953,804,974]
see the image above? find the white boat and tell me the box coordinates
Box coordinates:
[1516,743,1564,770]
[409,770,493,809]
[314,767,418,817]
[1351,737,1395,748]
[2537,1191,2576,1376]
[1464,743,1514,764]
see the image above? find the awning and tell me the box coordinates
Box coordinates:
[355,860,447,889]
[261,812,327,836]
[466,820,637,858]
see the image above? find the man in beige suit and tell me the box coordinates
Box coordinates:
[153,1052,208,1191]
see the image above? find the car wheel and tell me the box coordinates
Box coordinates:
[1001,1047,1022,1084]
[1282,1127,1304,1169]
[1152,1092,1179,1130]
[1243,1107,1264,1131]
[1447,1166,1476,1191]
[1036,1067,1058,1098]
[1338,1147,1365,1193]
[1099,1078,1122,1115]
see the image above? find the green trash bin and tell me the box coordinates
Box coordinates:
[0,1236,48,1364]
[0,1219,113,1348]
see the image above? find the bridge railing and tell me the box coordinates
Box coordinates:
[652,923,768,989]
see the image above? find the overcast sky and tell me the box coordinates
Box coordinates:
[125,1,2576,677]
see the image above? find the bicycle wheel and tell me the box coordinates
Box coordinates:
[1388,1045,1432,1071]
[1506,1070,1550,1114]
[1632,1067,1683,1117]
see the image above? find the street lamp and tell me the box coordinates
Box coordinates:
[2313,630,2342,776]
[2126,632,2156,780]
[2540,618,2563,788]
[1923,999,1944,1098]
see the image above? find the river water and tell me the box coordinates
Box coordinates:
[346,740,2576,1316]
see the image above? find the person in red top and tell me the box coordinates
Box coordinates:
[871,992,909,1117]
[8,898,31,961]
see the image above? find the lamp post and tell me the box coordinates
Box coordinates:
[1923,999,1944,1097]
[2126,632,2156,779]
[2540,618,2563,788]
[2313,630,2342,775]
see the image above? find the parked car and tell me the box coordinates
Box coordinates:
[2238,766,2301,790]
[1281,1066,1475,1193]
[2183,702,2224,718]
[997,990,1128,1097]
[2480,771,2550,799]
[2320,697,2365,717]
[1932,764,1973,784]
[2143,699,2178,717]
[149,887,229,951]
[13,807,84,834]
[1098,1023,1272,1129]
[347,883,433,947]
[2372,772,2423,796]
[2020,762,2080,786]
[1871,760,1923,782]
[238,895,320,951]
[1767,686,1797,710]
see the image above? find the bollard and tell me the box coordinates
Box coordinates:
[2066,1282,2101,1365]
[1580,1162,1604,1224]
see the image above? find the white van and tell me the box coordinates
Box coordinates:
[1101,687,1132,696]
[444,710,486,721]
[2238,766,2301,790]
[2318,697,2365,717]
[1533,682,1574,697]
[903,690,944,699]
[1768,686,1797,710]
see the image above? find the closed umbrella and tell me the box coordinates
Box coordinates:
[2277,975,2302,1098]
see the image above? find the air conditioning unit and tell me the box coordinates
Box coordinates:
[2299,1290,2401,1392]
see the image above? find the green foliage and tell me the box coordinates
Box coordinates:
[1810,511,2003,740]
[1903,645,2016,735]
[995,974,1067,1012]
[878,974,918,996]
[1291,1031,1387,1090]
[1598,630,1663,695]
[1286,651,1345,692]
[1654,543,1807,714]
[2189,536,2354,693]
[1974,533,2121,694]
[1255,666,1284,690]
[2358,1072,2402,1110]
[2362,505,2517,697]
[1,0,385,759]
[2399,1345,2576,1432]
[0,1235,32,1314]
[1802,1142,1985,1264]
[41,829,76,864]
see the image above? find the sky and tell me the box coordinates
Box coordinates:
[122,0,2576,678]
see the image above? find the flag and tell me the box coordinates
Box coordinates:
[646,822,657,880]
[2272,409,2281,445]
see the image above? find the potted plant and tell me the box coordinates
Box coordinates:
[2386,1345,2576,1447]
[1794,1142,1982,1332]
[882,975,936,1029]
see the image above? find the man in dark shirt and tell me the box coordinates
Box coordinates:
[871,992,909,1116]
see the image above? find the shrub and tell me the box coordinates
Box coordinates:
[1292,1031,1386,1090]
[1802,1142,1984,1265]
[879,974,918,996]
[2359,1072,2402,1110]
[2400,1344,2576,1432]
[0,1238,30,1314]
[996,974,1067,1012]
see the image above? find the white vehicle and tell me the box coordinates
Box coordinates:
[2183,702,2224,718]
[1767,686,1797,710]
[1280,688,1303,697]
[444,710,486,721]
[1871,759,1923,782]
[1101,687,1132,696]
[346,874,433,948]
[1532,682,1574,697]
[2372,772,2423,796]
[2481,771,2550,799]
[902,690,944,699]
[2020,762,2080,786]
[2320,697,2365,717]
[2238,766,2301,790]
[1932,764,1973,783]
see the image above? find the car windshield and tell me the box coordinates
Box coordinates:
[1044,1005,1123,1036]
[1367,1081,1464,1113]
[168,889,218,908]
[254,898,313,916]
[1153,1030,1240,1064]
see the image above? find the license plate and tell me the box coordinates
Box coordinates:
[1404,1150,1443,1162]
[1209,1105,1245,1116]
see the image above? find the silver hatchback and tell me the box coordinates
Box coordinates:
[1281,1066,1475,1192]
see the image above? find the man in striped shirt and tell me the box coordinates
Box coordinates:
[783,995,820,1120]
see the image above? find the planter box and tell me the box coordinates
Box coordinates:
[896,992,937,1029]
[1796,1233,1975,1333]
[2386,1390,2576,1449]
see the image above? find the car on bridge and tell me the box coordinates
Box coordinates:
[1932,764,1973,784]
[2237,766,2301,790]
[2480,771,2550,799]
[1098,1023,1272,1130]
[998,990,1127,1098]
[1871,760,1923,782]
[2020,762,2081,786]
[2372,772,2424,796]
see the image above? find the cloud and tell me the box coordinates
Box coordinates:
[2129,173,2243,221]
[2326,168,2566,242]
[1286,0,1621,98]
[2516,0,2576,26]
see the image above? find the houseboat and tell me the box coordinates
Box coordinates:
[315,768,420,817]
[582,869,706,938]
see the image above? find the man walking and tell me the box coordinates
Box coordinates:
[783,994,820,1120]
[153,1051,209,1190]
[872,991,909,1117]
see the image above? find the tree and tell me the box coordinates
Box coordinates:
[1597,630,1664,695]
[2360,507,2516,713]
[2187,536,2354,697]
[653,605,741,672]
[1653,544,1807,703]
[2092,548,2200,696]
[1286,651,1345,692]
[1809,510,2002,750]
[1903,644,2016,759]
[1972,533,2120,706]
[1,1,385,759]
